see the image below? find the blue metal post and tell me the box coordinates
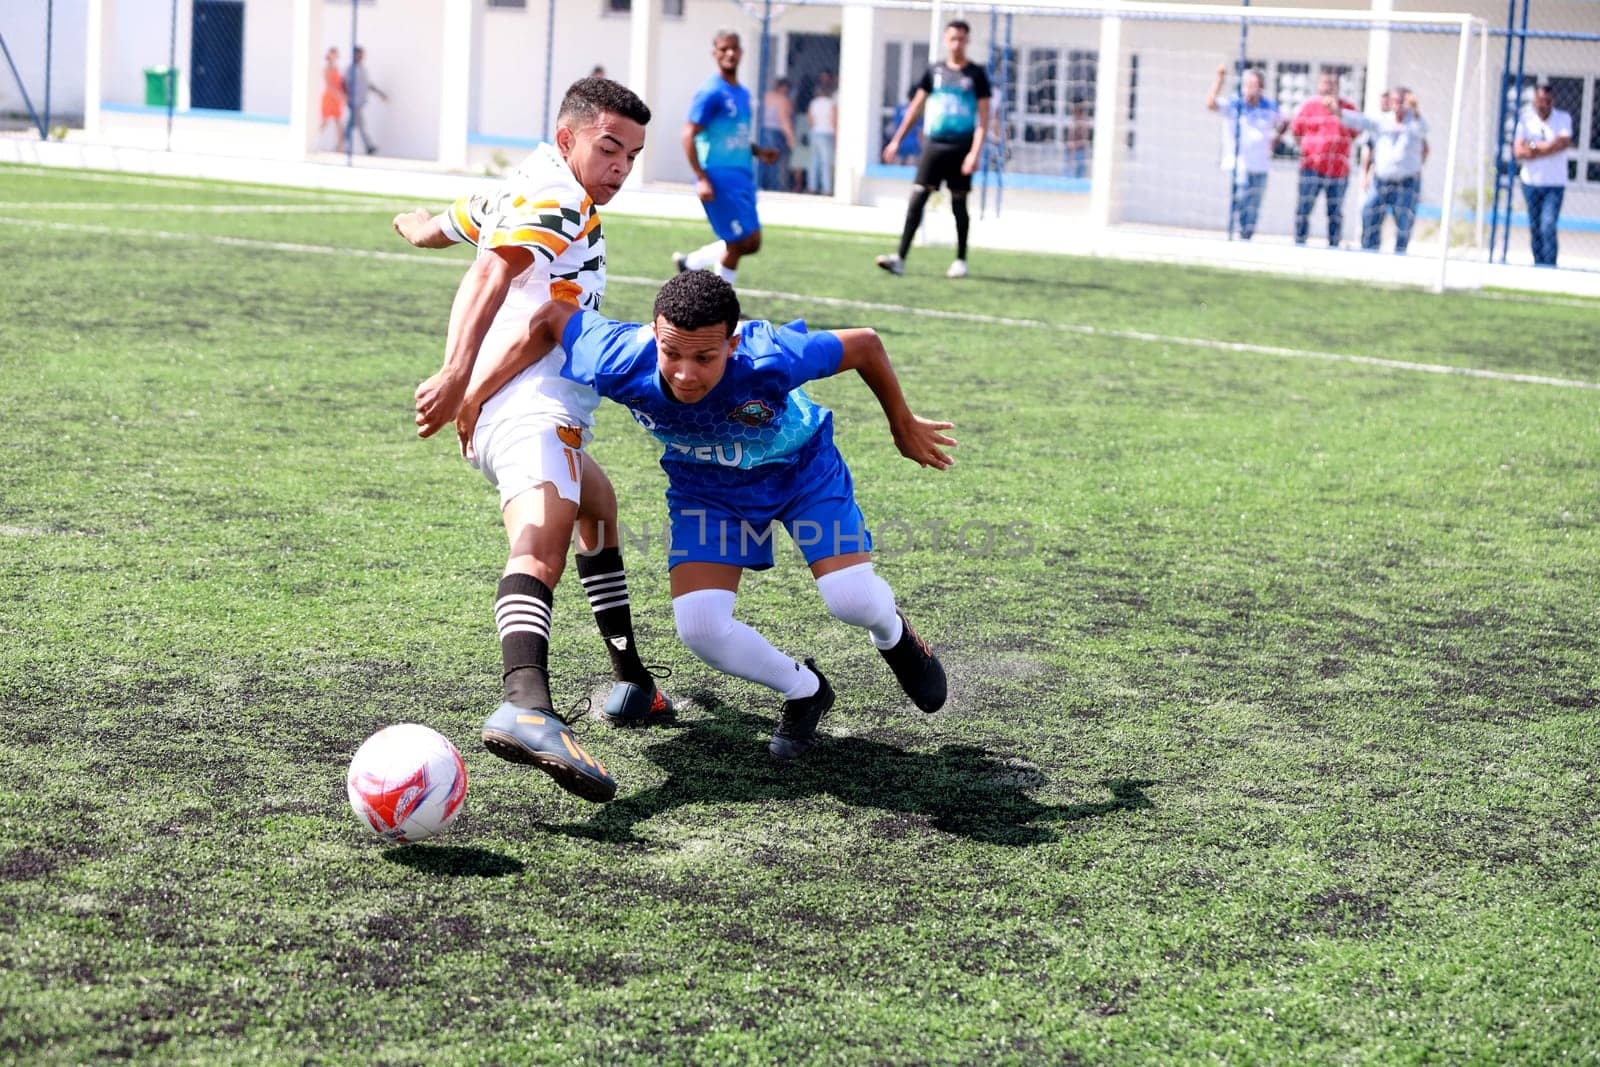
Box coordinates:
[1226,1,1251,240]
[1500,0,1531,263]
[754,0,772,148]
[0,31,46,139]
[345,0,360,164]
[981,7,997,216]
[1487,0,1515,258]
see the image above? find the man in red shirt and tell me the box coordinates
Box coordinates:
[1290,73,1358,246]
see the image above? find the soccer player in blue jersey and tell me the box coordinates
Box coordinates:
[454,271,955,761]
[878,20,991,279]
[671,31,783,288]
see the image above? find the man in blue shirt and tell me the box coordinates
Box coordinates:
[877,20,992,279]
[672,32,783,288]
[453,271,955,761]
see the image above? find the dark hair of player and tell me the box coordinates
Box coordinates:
[559,77,652,128]
[946,19,971,34]
[653,271,741,337]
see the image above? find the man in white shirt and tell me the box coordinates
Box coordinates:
[1513,79,1573,267]
[1204,64,1286,241]
[806,71,837,196]
[1339,86,1429,253]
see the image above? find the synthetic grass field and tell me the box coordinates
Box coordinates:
[1,163,1598,1063]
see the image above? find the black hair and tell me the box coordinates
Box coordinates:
[558,77,651,127]
[946,19,971,34]
[653,271,741,336]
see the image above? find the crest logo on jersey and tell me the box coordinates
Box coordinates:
[730,399,775,427]
[557,425,585,450]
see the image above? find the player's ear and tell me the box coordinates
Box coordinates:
[555,124,575,154]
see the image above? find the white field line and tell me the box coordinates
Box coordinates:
[0,165,378,200]
[10,214,1598,393]
[0,201,390,213]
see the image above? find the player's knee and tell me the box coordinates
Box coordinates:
[673,588,737,664]
[951,193,969,218]
[909,186,934,210]
[816,563,897,632]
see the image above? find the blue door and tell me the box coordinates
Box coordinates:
[191,0,243,111]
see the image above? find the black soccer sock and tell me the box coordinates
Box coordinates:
[952,193,970,260]
[495,572,553,710]
[898,186,932,259]
[575,547,652,689]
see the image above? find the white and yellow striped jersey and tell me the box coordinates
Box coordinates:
[444,143,608,429]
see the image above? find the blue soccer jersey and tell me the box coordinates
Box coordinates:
[560,311,868,568]
[561,311,842,477]
[688,75,754,172]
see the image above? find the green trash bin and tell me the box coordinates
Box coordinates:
[144,67,177,107]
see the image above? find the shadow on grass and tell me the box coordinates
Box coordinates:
[558,688,1154,846]
[382,845,525,878]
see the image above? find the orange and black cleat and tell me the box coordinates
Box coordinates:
[482,702,617,803]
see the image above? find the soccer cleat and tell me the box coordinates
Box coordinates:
[946,258,968,279]
[875,254,905,276]
[769,659,835,761]
[879,610,947,713]
[598,681,675,727]
[671,252,689,274]
[481,702,617,803]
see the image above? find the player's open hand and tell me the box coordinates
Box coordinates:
[892,414,957,471]
[414,368,468,438]
[392,208,433,247]
[454,400,482,462]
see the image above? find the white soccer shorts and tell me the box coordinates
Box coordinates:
[470,413,591,507]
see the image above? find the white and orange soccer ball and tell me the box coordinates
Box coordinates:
[346,724,467,843]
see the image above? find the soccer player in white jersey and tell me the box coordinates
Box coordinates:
[390,78,664,805]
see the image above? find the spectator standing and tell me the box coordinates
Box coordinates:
[1289,72,1358,247]
[1513,80,1573,267]
[1339,86,1429,254]
[1065,102,1092,179]
[807,72,838,196]
[1204,64,1285,241]
[345,45,388,156]
[876,19,992,280]
[758,78,796,192]
[320,47,346,151]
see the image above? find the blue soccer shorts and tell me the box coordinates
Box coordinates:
[665,436,873,570]
[702,166,762,243]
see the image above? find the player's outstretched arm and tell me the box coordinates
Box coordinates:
[831,328,956,471]
[392,208,456,249]
[414,245,532,437]
[452,300,582,457]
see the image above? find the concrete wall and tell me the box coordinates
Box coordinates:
[0,0,89,119]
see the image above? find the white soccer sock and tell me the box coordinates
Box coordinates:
[715,264,738,285]
[685,241,726,271]
[815,562,903,650]
[673,588,819,698]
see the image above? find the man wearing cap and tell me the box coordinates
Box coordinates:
[1513,80,1573,267]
